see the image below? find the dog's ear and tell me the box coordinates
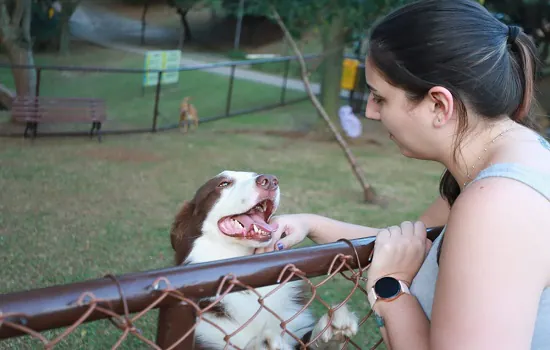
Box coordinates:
[170,200,197,265]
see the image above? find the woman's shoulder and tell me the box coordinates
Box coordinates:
[447,167,550,271]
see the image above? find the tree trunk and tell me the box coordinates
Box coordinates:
[5,42,36,97]
[178,9,191,42]
[0,0,37,119]
[317,11,347,134]
[58,19,70,54]
[57,1,81,55]
[141,0,149,45]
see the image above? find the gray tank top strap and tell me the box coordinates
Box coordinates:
[466,162,550,201]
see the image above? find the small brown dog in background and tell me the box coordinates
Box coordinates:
[179,96,199,133]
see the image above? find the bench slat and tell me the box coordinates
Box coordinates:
[11,96,107,123]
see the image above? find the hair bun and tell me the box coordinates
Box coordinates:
[508,25,521,45]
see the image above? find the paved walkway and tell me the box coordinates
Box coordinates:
[69,3,363,99]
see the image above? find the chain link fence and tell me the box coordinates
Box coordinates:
[0,227,443,350]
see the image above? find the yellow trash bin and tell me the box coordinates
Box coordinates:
[341,58,360,90]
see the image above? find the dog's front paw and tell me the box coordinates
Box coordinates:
[244,329,294,350]
[311,303,359,346]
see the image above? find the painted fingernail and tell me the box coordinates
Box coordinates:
[276,242,284,250]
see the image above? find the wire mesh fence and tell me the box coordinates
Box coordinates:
[0,227,444,350]
[0,53,370,139]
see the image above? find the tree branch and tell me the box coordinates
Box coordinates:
[10,0,24,27]
[271,7,378,204]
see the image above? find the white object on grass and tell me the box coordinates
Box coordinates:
[338,105,363,138]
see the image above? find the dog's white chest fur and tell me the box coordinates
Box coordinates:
[197,283,314,349]
[188,236,314,349]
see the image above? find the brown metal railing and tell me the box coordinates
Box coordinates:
[0,226,444,349]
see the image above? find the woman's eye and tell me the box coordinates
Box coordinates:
[371,94,384,104]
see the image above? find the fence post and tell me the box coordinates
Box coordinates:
[280,58,290,105]
[35,68,41,97]
[225,64,236,116]
[152,71,163,132]
[351,64,366,114]
[156,302,197,349]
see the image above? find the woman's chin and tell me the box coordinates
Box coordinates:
[392,140,419,159]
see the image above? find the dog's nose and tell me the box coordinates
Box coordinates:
[256,174,278,191]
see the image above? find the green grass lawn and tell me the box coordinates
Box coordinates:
[0,45,444,349]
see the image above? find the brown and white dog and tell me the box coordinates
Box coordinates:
[170,170,359,350]
[179,96,199,133]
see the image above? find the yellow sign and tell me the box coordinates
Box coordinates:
[341,58,360,90]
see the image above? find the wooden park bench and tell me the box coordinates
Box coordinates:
[11,96,107,142]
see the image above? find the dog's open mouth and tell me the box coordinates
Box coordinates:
[218,199,276,242]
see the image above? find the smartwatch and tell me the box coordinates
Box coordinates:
[367,276,411,308]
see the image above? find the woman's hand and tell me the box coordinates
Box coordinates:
[254,214,311,254]
[366,221,430,291]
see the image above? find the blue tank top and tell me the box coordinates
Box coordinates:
[410,137,550,349]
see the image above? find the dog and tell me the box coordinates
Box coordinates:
[179,96,199,133]
[170,170,359,350]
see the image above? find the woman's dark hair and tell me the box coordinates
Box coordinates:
[367,0,541,207]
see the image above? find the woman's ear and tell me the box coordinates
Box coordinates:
[428,86,454,128]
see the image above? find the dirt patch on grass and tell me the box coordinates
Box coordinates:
[215,128,384,146]
[81,147,164,163]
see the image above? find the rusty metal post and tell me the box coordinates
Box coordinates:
[152,71,163,132]
[156,302,197,349]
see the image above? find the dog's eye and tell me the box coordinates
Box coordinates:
[218,181,231,188]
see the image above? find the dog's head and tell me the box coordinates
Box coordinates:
[170,170,280,265]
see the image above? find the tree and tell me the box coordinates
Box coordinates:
[0,0,36,114]
[167,0,196,45]
[139,0,197,49]
[214,0,413,133]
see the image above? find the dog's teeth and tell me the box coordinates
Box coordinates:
[262,202,267,211]
[253,225,259,233]
[233,219,243,229]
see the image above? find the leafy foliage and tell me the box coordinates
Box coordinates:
[211,0,415,43]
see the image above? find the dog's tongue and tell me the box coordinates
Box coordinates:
[234,213,276,233]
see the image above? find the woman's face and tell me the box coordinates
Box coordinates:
[364,58,444,160]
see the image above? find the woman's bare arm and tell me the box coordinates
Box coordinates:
[306,195,450,244]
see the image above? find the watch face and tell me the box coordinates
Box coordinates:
[374,277,401,299]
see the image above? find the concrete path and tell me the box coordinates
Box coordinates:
[68,3,363,99]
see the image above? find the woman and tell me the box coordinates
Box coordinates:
[256,0,550,349]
